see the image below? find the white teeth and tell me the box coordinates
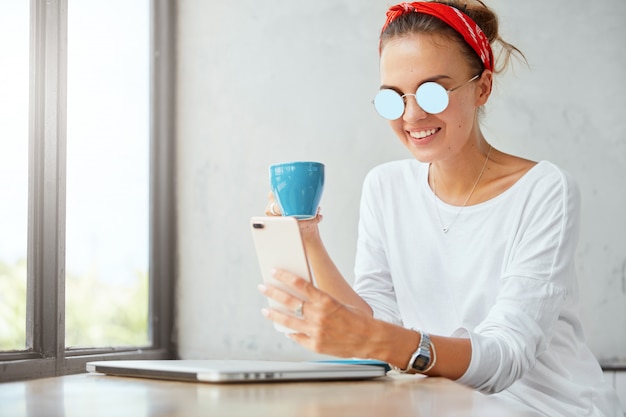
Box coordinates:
[410,128,437,139]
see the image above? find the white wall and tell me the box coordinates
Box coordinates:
[176,0,626,368]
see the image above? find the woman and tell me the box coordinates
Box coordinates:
[259,1,623,415]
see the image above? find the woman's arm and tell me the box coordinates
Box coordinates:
[263,191,473,380]
[299,216,373,317]
[265,192,372,317]
[262,194,472,380]
[259,269,471,380]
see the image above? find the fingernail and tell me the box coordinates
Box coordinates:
[261,308,270,317]
[257,284,267,293]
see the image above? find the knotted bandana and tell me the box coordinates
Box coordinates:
[380,2,494,72]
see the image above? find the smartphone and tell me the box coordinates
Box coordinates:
[250,216,313,332]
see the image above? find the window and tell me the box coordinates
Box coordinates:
[0,0,176,381]
[65,1,151,349]
[0,1,29,354]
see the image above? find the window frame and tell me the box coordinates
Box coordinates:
[0,0,176,381]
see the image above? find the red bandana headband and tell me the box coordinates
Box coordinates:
[380,2,494,72]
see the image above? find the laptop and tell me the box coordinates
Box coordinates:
[86,359,388,383]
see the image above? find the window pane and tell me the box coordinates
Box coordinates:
[66,1,150,348]
[0,2,29,352]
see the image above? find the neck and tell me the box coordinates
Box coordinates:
[429,141,493,206]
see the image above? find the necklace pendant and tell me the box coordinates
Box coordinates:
[442,227,449,233]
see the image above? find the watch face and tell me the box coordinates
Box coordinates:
[413,355,430,371]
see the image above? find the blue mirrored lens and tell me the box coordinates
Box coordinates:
[415,82,449,114]
[373,89,404,120]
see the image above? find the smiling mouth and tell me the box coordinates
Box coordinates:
[409,128,439,139]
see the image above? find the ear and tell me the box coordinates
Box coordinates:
[475,70,493,107]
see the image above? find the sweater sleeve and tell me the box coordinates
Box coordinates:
[456,167,581,394]
[352,169,403,326]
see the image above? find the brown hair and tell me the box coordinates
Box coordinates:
[380,0,526,75]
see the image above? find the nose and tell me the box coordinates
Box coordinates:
[402,94,428,122]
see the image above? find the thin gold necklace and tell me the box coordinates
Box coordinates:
[431,145,492,233]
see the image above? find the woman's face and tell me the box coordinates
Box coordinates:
[379,33,491,163]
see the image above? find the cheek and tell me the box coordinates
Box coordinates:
[449,96,476,130]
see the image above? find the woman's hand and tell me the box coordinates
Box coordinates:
[264,191,323,245]
[258,269,374,359]
[264,191,282,216]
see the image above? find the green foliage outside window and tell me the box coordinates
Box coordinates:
[0,259,149,351]
[0,260,27,351]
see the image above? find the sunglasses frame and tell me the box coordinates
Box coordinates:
[373,73,482,120]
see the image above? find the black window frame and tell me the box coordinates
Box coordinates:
[0,0,176,382]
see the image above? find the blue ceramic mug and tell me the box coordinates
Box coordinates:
[269,161,325,219]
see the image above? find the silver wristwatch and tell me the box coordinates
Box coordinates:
[396,330,432,373]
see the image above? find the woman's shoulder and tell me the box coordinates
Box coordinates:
[517,160,578,193]
[483,151,578,203]
[497,158,581,217]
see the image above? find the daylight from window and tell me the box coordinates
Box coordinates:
[0,2,29,352]
[0,1,150,352]
[65,0,150,348]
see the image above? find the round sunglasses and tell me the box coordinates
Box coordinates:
[372,74,481,120]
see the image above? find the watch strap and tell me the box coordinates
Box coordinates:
[395,330,432,373]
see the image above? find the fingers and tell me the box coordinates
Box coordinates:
[270,269,317,301]
[265,201,281,216]
[259,282,309,334]
[261,306,308,334]
[264,191,280,216]
[263,191,324,219]
[258,269,318,333]
[259,269,341,329]
[258,270,370,358]
[258,282,306,314]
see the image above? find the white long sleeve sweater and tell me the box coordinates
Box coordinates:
[353,159,622,417]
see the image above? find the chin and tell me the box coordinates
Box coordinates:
[403,143,437,164]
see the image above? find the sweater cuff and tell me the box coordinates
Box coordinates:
[452,327,500,393]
